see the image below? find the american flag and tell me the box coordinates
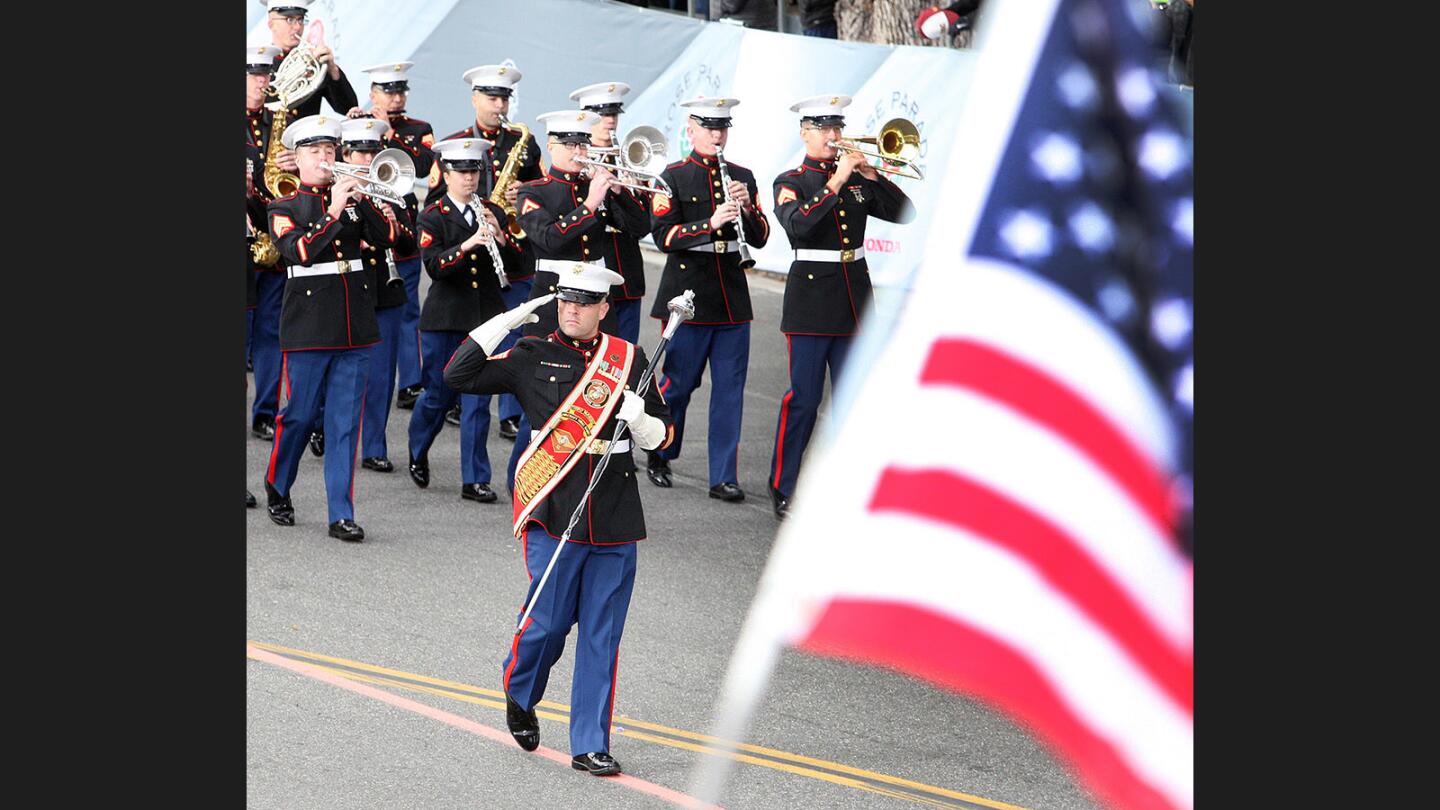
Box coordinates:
[696,1,1192,809]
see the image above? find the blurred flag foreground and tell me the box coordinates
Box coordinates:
[692,0,1193,808]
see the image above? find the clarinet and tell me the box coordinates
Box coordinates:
[714,146,756,270]
[470,194,510,290]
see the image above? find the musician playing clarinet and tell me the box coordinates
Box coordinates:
[645,96,770,503]
[443,265,673,777]
[261,114,396,542]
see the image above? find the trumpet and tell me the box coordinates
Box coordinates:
[319,147,416,205]
[827,117,924,180]
[574,125,673,195]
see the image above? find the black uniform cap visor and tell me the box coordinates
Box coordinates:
[554,287,607,304]
[373,80,409,93]
[270,9,308,19]
[689,114,733,129]
[442,159,484,171]
[342,140,383,153]
[472,86,514,97]
[246,63,273,75]
[585,103,624,116]
[801,115,847,128]
[295,135,340,147]
[549,131,592,145]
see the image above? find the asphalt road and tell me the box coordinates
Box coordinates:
[246,251,1102,810]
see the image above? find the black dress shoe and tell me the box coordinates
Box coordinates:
[246,490,257,508]
[498,416,520,440]
[328,519,365,542]
[251,419,275,441]
[362,456,394,473]
[308,430,325,457]
[396,384,422,410]
[445,403,462,426]
[461,483,498,503]
[265,483,294,526]
[708,483,745,502]
[571,751,622,776]
[770,486,791,521]
[505,694,540,752]
[645,451,672,488]
[408,454,430,488]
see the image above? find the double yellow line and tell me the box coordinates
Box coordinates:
[248,641,1030,810]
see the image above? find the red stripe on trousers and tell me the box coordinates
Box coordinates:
[799,599,1186,810]
[266,352,291,484]
[771,335,794,492]
[870,468,1192,711]
[503,616,534,697]
[920,339,1178,538]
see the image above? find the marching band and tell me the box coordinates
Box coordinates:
[246,0,917,776]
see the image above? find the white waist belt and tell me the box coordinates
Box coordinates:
[585,438,632,455]
[795,247,865,263]
[535,259,607,275]
[289,259,360,278]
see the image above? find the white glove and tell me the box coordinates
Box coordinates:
[616,390,665,450]
[468,293,556,354]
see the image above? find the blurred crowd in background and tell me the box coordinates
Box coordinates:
[613,0,1193,88]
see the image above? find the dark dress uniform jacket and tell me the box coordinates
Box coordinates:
[650,152,771,325]
[600,186,649,303]
[415,195,518,332]
[267,183,397,350]
[429,122,543,282]
[444,332,673,544]
[772,156,915,335]
[245,108,277,199]
[246,180,267,311]
[361,197,417,311]
[515,167,651,337]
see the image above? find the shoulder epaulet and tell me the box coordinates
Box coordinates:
[780,166,806,179]
[272,191,300,202]
[519,176,552,188]
[665,159,688,170]
[441,126,473,140]
[422,200,445,213]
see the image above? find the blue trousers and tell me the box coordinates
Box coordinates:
[655,322,750,486]
[504,526,637,756]
[361,305,403,459]
[495,277,533,423]
[407,330,492,485]
[395,255,424,391]
[245,308,254,366]
[613,298,642,345]
[770,334,852,499]
[251,272,286,424]
[266,348,369,522]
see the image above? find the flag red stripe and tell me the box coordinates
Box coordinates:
[870,467,1192,712]
[920,339,1177,539]
[799,599,1184,810]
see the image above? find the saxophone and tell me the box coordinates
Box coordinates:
[490,114,529,239]
[247,158,281,267]
[263,104,300,199]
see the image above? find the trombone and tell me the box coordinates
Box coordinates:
[318,147,417,205]
[575,125,673,195]
[827,117,924,181]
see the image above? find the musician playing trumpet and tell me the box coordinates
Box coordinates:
[261,114,397,542]
[644,96,770,503]
[405,138,520,505]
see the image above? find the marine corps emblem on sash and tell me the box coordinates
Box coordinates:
[583,380,612,407]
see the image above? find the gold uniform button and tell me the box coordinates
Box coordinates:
[306,290,312,295]
[679,263,686,270]
[843,237,850,244]
[471,281,479,288]
[336,251,344,258]
[470,253,477,259]
[369,258,377,265]
[471,268,478,275]
[549,285,556,292]
[807,274,814,279]
[839,210,846,217]
[841,224,848,230]
[714,193,722,200]
[582,235,588,242]
[494,160,501,166]
[691,196,698,202]
[549,375,556,382]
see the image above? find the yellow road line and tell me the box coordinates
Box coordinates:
[248,641,1029,810]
